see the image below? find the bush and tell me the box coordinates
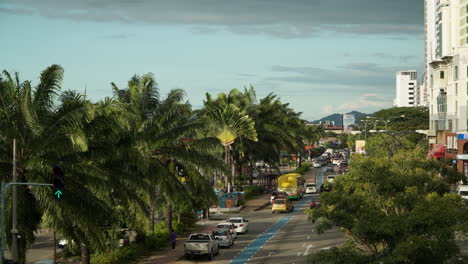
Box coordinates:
[91,222,170,264]
[243,185,262,199]
[295,163,310,175]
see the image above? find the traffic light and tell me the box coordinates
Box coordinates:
[52,166,64,200]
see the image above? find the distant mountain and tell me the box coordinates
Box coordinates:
[309,111,368,126]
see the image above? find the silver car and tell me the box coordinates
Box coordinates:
[212,228,234,248]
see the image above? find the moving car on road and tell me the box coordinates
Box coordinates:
[305,183,317,194]
[271,191,289,204]
[457,185,468,200]
[227,217,249,233]
[272,198,294,213]
[217,223,237,239]
[184,233,219,260]
[211,228,234,248]
[309,199,322,209]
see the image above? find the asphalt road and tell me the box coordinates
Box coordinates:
[174,166,344,264]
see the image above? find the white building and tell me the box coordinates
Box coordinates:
[427,0,468,132]
[395,70,419,107]
[343,114,355,133]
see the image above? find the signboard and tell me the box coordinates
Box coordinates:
[458,134,468,140]
[457,154,468,160]
[355,140,366,154]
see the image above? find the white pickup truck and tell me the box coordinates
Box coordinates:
[184,233,219,260]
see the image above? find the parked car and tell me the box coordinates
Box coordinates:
[227,217,249,233]
[272,198,294,213]
[309,199,322,209]
[271,191,289,204]
[184,233,219,260]
[217,223,237,239]
[326,175,336,183]
[211,228,234,248]
[326,164,334,172]
[305,183,317,194]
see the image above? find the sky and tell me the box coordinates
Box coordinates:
[0,0,424,121]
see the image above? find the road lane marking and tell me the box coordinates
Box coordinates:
[307,235,310,239]
[303,244,313,256]
[302,243,306,247]
[230,196,312,264]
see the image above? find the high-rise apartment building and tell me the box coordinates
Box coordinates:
[427,0,468,132]
[395,71,419,107]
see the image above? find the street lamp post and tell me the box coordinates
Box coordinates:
[384,115,406,131]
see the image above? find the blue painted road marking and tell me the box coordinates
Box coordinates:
[316,167,324,187]
[230,216,292,264]
[231,194,313,264]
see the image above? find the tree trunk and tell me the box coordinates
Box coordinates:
[81,243,90,264]
[165,203,173,230]
[224,145,230,190]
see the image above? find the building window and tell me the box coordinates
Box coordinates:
[449,120,453,131]
[440,71,445,79]
[455,66,458,80]
[456,83,458,95]
[456,101,458,113]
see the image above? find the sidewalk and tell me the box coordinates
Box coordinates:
[136,195,271,264]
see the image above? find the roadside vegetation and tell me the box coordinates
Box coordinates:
[306,132,468,263]
[0,65,319,264]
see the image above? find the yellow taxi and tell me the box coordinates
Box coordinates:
[271,198,294,213]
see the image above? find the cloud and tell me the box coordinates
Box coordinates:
[1,0,424,38]
[99,33,135,39]
[322,104,335,115]
[269,63,399,88]
[337,94,392,113]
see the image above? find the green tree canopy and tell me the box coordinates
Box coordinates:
[307,147,468,263]
[369,107,429,131]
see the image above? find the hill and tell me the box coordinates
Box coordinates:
[310,111,368,126]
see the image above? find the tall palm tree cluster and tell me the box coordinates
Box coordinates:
[0,66,318,263]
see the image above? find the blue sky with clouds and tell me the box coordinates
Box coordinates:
[0,0,424,121]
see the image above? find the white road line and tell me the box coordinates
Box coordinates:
[297,252,301,256]
[304,244,313,256]
[307,235,310,239]
[302,243,306,247]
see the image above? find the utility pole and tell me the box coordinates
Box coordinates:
[1,182,53,262]
[12,138,18,263]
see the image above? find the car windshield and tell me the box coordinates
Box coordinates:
[229,219,242,223]
[328,176,335,179]
[189,234,210,241]
[306,184,315,187]
[218,224,231,229]
[274,200,285,204]
[460,191,468,196]
[212,231,227,236]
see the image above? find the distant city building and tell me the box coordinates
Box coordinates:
[319,120,335,127]
[425,0,468,176]
[419,72,428,106]
[427,0,468,132]
[343,114,355,133]
[395,70,418,107]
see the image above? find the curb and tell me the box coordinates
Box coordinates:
[253,201,271,211]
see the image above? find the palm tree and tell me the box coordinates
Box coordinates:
[202,100,257,190]
[0,66,126,263]
[112,74,225,230]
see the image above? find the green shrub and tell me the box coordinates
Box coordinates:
[243,185,262,199]
[295,163,310,175]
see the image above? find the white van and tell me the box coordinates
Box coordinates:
[457,185,468,200]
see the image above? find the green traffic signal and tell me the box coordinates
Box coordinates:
[52,166,65,200]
